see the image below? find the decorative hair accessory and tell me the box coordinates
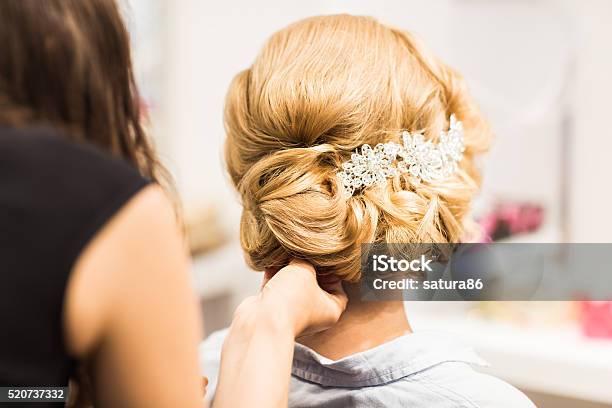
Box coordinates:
[337,115,465,196]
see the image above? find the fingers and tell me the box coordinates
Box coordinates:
[321,281,348,318]
[317,273,341,285]
[202,376,209,398]
[261,267,278,289]
[324,280,347,301]
[317,271,346,311]
[261,258,348,335]
[262,259,314,289]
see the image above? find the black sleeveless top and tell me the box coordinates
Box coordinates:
[0,127,148,392]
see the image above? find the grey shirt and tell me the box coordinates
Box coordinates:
[200,329,535,408]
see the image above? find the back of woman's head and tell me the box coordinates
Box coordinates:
[225,15,491,282]
[0,0,163,183]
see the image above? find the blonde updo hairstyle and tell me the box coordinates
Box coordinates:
[225,15,491,282]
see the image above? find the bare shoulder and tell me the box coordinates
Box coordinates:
[63,184,202,407]
[63,185,181,358]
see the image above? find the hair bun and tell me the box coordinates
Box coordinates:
[225,15,491,281]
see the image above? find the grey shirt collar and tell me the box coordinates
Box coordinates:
[292,330,488,388]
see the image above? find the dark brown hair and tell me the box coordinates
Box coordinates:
[0,0,164,183]
[0,1,170,405]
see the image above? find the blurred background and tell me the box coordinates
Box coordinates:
[125,1,612,407]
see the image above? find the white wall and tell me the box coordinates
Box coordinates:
[565,0,612,242]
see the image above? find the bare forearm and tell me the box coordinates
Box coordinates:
[213,296,295,408]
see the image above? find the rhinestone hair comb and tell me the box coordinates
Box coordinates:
[337,115,465,196]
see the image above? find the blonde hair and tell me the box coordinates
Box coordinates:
[225,15,491,282]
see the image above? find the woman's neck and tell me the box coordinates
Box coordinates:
[297,282,412,360]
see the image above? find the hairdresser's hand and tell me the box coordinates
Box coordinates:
[262,259,348,337]
[255,259,347,338]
